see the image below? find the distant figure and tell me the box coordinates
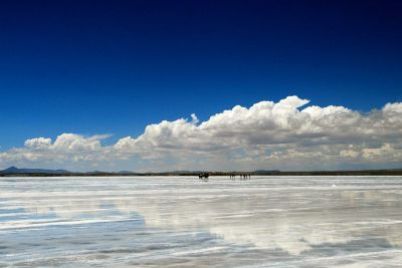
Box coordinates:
[198,173,209,182]
[229,173,251,180]
[239,173,251,180]
[198,173,209,179]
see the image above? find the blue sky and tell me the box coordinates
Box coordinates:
[1,0,402,171]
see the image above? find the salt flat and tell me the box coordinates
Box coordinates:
[1,176,402,267]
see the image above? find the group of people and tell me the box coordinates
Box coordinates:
[229,174,251,180]
[197,173,252,181]
[198,173,209,182]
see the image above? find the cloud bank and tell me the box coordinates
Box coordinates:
[1,96,402,171]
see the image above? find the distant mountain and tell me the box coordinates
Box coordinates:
[253,169,281,174]
[0,166,70,174]
[1,166,402,176]
[118,170,138,174]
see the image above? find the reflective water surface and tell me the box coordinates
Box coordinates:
[1,176,402,267]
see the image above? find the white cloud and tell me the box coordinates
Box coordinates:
[1,96,402,171]
[24,137,52,149]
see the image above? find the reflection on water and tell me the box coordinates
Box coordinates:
[1,176,402,267]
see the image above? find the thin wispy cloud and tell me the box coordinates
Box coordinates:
[1,96,402,171]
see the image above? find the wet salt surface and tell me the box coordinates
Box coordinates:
[1,176,402,267]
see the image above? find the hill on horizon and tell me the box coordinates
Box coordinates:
[0,166,70,174]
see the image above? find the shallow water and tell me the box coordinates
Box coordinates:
[1,176,402,267]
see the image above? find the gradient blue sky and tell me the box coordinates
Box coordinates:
[1,0,401,148]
